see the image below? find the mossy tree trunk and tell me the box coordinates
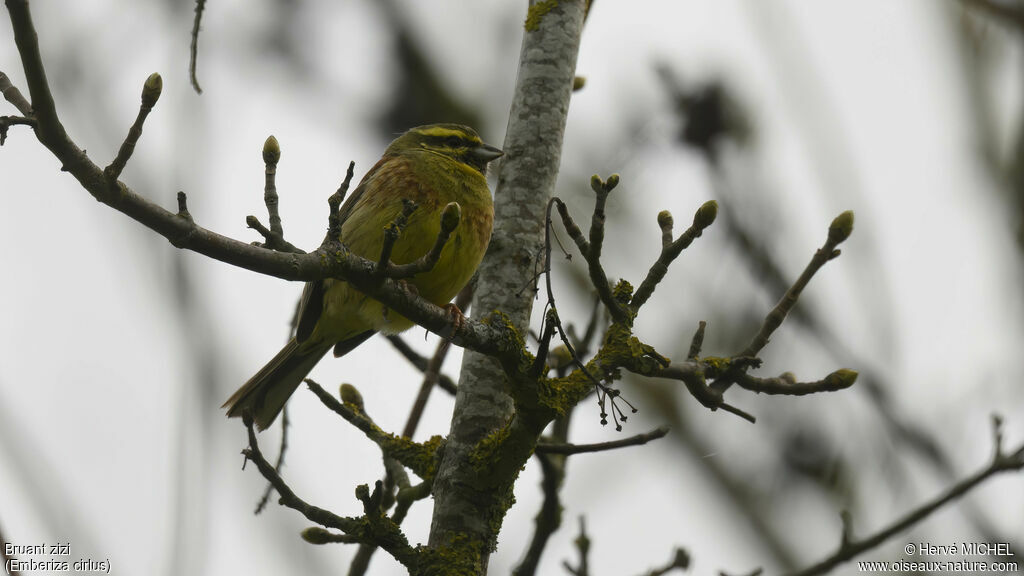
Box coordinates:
[426,0,587,573]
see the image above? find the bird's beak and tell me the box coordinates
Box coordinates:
[470,143,504,165]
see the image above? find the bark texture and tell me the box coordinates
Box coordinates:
[427,0,588,570]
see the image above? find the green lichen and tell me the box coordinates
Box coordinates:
[701,356,731,377]
[383,434,444,482]
[486,484,517,548]
[417,533,484,576]
[599,323,666,375]
[483,309,535,373]
[613,279,634,306]
[525,0,558,32]
[535,376,580,418]
[483,310,525,348]
[470,423,513,474]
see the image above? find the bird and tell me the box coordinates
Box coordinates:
[223,124,503,430]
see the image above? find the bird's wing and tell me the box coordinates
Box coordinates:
[295,155,393,343]
[333,330,377,357]
[295,279,324,343]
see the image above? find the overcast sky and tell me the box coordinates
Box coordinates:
[1,1,1023,575]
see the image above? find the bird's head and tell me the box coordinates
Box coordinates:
[388,124,504,175]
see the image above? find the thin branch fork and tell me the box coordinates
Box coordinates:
[240,412,418,566]
[305,379,435,475]
[630,200,718,311]
[544,196,636,430]
[378,201,463,280]
[711,211,855,396]
[247,135,305,254]
[333,384,427,574]
[736,211,854,360]
[0,114,35,145]
[104,73,161,182]
[553,191,629,324]
[0,70,32,115]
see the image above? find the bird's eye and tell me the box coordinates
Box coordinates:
[445,136,462,148]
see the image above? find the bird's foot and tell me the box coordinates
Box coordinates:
[442,303,466,341]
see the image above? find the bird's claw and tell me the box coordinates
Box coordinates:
[442,303,466,340]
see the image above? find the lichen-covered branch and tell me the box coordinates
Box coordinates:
[305,379,444,483]
[241,414,419,568]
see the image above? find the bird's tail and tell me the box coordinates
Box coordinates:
[223,338,332,430]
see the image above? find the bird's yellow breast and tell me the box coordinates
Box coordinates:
[309,149,494,343]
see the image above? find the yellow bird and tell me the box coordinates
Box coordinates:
[224,124,503,430]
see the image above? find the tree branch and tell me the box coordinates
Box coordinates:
[241,413,419,567]
[536,426,669,455]
[0,70,32,115]
[789,417,1024,576]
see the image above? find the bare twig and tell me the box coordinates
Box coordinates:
[304,379,392,442]
[712,211,854,395]
[529,308,559,378]
[736,211,853,360]
[349,389,417,575]
[384,335,458,395]
[536,426,670,455]
[254,406,289,515]
[630,201,718,311]
[304,379,439,481]
[385,202,464,279]
[687,321,706,360]
[245,216,303,254]
[514,449,566,576]
[0,114,35,145]
[734,369,857,396]
[401,284,474,439]
[189,0,206,93]
[563,517,591,576]
[374,199,419,280]
[104,73,161,181]
[262,135,283,237]
[0,71,32,115]
[789,417,1024,576]
[554,192,628,324]
[639,548,690,576]
[640,363,755,423]
[246,136,304,253]
[241,413,418,566]
[546,197,634,430]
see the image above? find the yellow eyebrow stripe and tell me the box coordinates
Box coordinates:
[417,126,481,144]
